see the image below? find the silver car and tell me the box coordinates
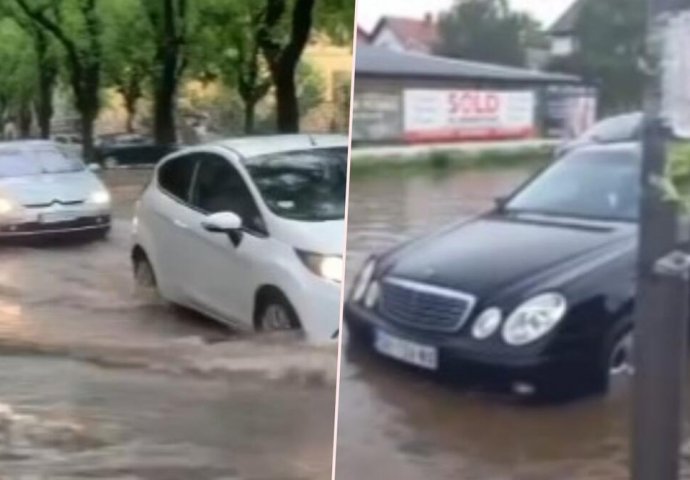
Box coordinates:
[0,140,111,238]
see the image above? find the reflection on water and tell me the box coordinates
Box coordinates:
[338,167,689,480]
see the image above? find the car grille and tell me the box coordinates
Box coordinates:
[379,278,476,333]
[24,200,85,208]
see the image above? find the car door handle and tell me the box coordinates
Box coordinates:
[173,219,189,229]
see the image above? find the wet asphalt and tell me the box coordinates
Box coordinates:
[0,168,337,480]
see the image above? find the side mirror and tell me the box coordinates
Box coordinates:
[87,163,102,173]
[494,196,508,211]
[202,211,242,233]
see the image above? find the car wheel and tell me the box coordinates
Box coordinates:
[591,329,634,395]
[607,331,634,380]
[104,156,119,169]
[256,293,300,333]
[133,254,159,300]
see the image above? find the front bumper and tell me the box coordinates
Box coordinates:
[288,271,342,343]
[344,302,596,386]
[0,205,111,237]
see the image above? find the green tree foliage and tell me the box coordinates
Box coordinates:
[434,0,535,67]
[102,0,153,133]
[547,0,646,114]
[140,0,191,145]
[258,0,355,133]
[297,62,326,117]
[0,18,36,137]
[193,0,272,134]
[12,0,104,161]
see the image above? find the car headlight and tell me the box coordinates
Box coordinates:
[296,250,343,283]
[471,307,502,340]
[502,293,567,346]
[0,197,15,215]
[89,190,111,205]
[352,259,376,302]
[364,281,380,309]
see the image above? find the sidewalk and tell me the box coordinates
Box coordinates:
[352,139,559,163]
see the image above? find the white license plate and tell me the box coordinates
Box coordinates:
[374,330,439,370]
[40,212,77,224]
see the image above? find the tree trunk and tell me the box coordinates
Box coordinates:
[18,104,32,138]
[243,101,256,134]
[80,111,96,164]
[153,49,179,144]
[124,94,137,133]
[259,0,315,134]
[36,72,55,138]
[274,67,299,133]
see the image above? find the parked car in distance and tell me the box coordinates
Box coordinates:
[132,134,347,342]
[0,140,111,239]
[555,112,642,158]
[96,133,178,169]
[51,133,83,161]
[346,143,642,397]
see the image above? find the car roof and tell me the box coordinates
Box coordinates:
[212,134,348,158]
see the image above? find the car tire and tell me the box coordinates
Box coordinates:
[104,157,119,169]
[590,328,634,395]
[255,292,301,333]
[133,253,159,300]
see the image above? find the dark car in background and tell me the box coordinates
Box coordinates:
[95,133,178,169]
[555,112,643,158]
[346,143,642,398]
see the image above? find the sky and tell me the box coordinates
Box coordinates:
[357,0,577,31]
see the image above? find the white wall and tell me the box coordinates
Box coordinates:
[551,36,576,57]
[372,27,407,52]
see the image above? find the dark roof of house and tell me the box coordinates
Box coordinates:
[357,26,370,44]
[549,0,586,34]
[355,45,582,84]
[370,16,439,53]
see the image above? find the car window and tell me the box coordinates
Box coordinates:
[0,147,84,178]
[190,155,266,234]
[506,149,641,222]
[243,147,347,222]
[158,155,197,201]
[584,114,641,142]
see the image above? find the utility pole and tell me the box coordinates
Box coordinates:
[632,0,690,478]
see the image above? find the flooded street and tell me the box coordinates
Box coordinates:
[337,166,690,480]
[0,169,336,479]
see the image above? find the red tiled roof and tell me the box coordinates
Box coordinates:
[371,16,440,53]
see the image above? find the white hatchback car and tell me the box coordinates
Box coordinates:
[131,135,347,342]
[0,140,111,238]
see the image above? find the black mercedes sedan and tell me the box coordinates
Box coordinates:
[345,143,642,397]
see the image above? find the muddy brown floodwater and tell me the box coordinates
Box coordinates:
[0,168,337,480]
[336,167,690,480]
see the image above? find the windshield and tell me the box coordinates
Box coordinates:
[0,147,85,178]
[244,147,347,221]
[505,149,640,222]
[583,113,641,142]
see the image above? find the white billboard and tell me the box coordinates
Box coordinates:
[403,89,536,142]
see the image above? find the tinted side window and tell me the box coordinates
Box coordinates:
[191,155,266,234]
[158,156,196,201]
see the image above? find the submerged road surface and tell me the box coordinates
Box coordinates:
[0,169,337,479]
[336,167,690,480]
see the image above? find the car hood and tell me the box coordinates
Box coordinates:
[382,214,635,299]
[0,171,104,205]
[271,216,344,256]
